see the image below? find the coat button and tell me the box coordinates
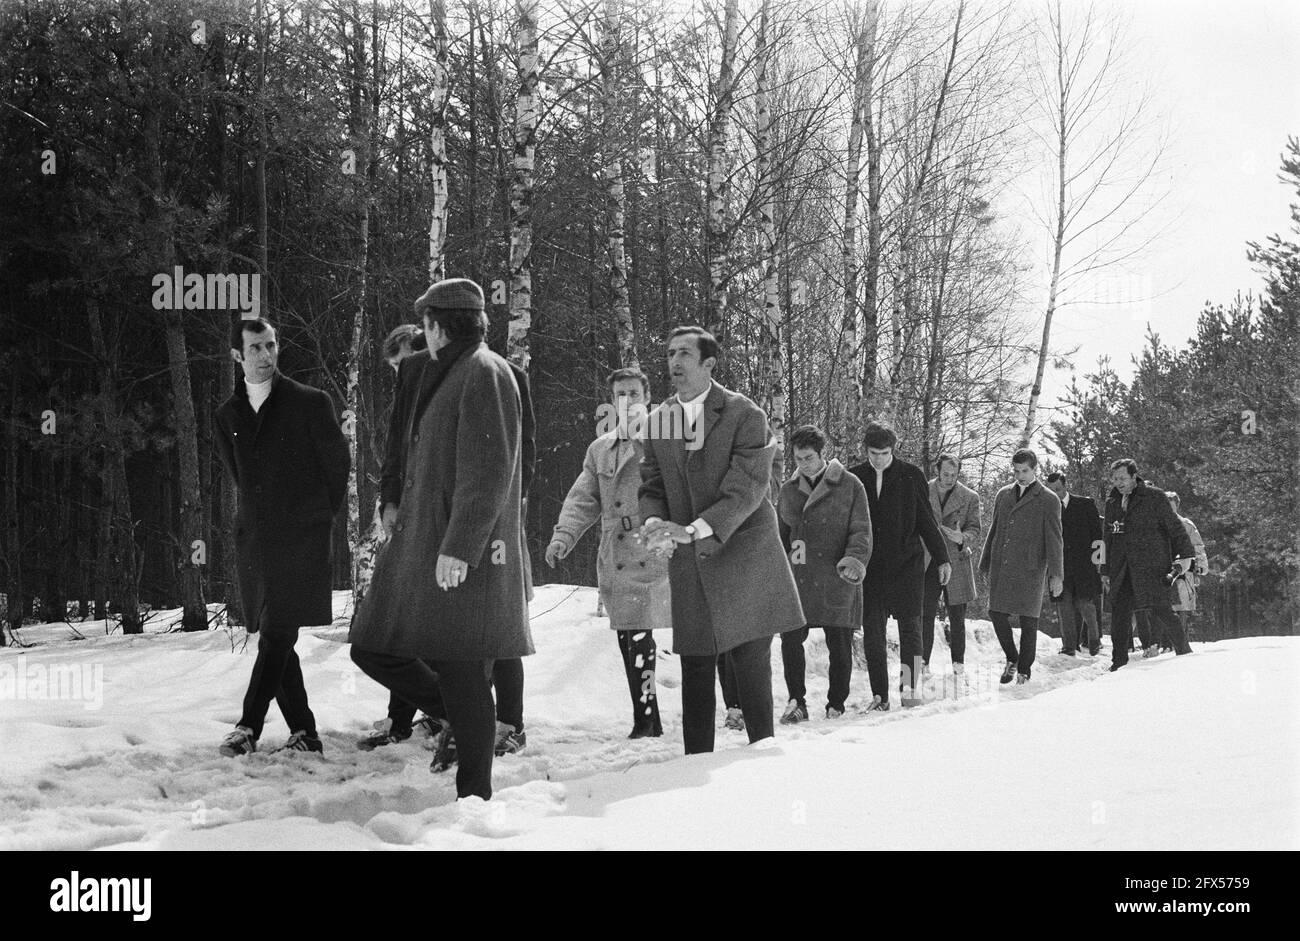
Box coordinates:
[413,433,420,443]
[617,533,624,540]
[405,479,412,489]
[639,560,646,567]
[616,563,624,570]
[615,500,622,507]
[255,485,263,494]
[397,523,405,532]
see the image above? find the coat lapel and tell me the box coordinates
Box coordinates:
[695,381,727,452]
[802,459,843,514]
[1008,479,1040,516]
[250,371,283,444]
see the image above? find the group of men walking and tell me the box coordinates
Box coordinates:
[213,275,1208,802]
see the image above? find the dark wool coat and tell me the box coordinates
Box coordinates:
[777,459,873,629]
[1101,478,1195,610]
[979,479,1064,619]
[215,372,350,632]
[350,342,533,661]
[847,458,949,620]
[923,479,981,606]
[552,433,671,633]
[1060,492,1104,597]
[638,381,805,656]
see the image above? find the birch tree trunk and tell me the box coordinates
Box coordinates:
[756,0,783,445]
[860,3,881,422]
[507,0,539,369]
[345,1,374,608]
[601,0,636,366]
[841,0,876,447]
[706,0,739,338]
[428,0,449,281]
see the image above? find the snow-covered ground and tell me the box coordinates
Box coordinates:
[1,584,1296,850]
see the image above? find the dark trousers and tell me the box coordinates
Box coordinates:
[780,624,854,711]
[990,611,1038,677]
[238,623,315,739]
[387,658,521,733]
[862,590,924,703]
[351,648,496,801]
[616,630,662,734]
[681,636,774,754]
[1111,572,1190,666]
[716,654,741,710]
[922,560,967,665]
[1057,585,1099,653]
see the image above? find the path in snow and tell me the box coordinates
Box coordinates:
[1,585,1293,850]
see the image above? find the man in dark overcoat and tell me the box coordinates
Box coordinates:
[215,318,350,756]
[350,279,532,800]
[638,326,804,754]
[1101,459,1196,670]
[848,421,950,710]
[359,317,537,757]
[1045,471,1104,656]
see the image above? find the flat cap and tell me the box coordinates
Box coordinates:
[414,278,485,315]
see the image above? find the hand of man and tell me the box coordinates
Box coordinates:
[1049,575,1063,596]
[1102,575,1111,593]
[381,503,399,537]
[544,539,568,568]
[641,519,692,552]
[938,562,952,587]
[836,557,865,584]
[1196,561,1209,576]
[1177,557,1193,575]
[436,554,469,591]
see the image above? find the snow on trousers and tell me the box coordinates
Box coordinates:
[617,630,662,734]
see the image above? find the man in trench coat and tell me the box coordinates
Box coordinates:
[922,454,982,673]
[547,366,671,739]
[639,325,804,754]
[979,449,1064,684]
[215,318,351,756]
[349,278,531,800]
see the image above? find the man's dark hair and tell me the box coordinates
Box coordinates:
[935,452,960,473]
[230,317,274,352]
[1012,448,1038,468]
[790,425,826,454]
[863,420,897,451]
[419,306,485,342]
[607,366,650,397]
[1045,471,1066,485]
[668,325,720,363]
[1109,458,1138,477]
[383,324,421,360]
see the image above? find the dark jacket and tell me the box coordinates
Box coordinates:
[847,457,949,619]
[215,371,350,632]
[1060,492,1104,596]
[638,381,805,655]
[777,459,873,629]
[1102,477,1195,609]
[350,341,533,660]
[380,355,536,508]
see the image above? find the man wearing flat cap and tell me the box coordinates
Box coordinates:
[349,277,532,801]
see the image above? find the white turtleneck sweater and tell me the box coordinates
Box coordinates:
[246,376,273,413]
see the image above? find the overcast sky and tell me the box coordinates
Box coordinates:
[1033,0,1300,419]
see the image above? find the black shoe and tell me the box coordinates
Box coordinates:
[999,661,1017,684]
[219,725,257,757]
[429,721,457,773]
[494,722,527,756]
[1109,661,1126,672]
[274,730,323,754]
[1059,648,1077,657]
[780,699,809,725]
[628,722,662,739]
[1089,647,1100,657]
[357,725,412,750]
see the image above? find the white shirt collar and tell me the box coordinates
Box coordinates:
[676,384,711,407]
